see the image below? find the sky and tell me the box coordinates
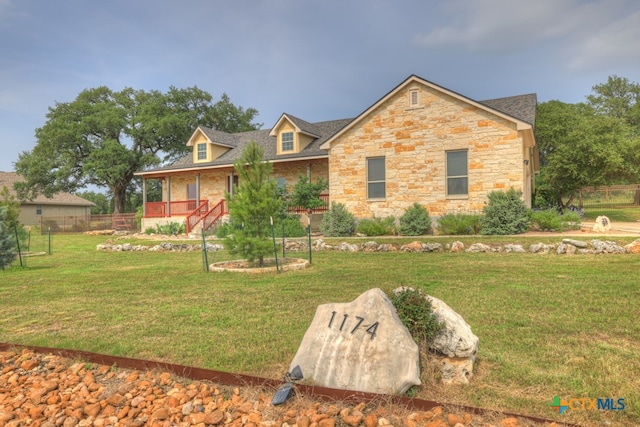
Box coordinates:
[1,0,640,176]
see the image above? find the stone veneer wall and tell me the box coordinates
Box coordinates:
[327,84,527,218]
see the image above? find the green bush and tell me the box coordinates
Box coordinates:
[530,209,582,232]
[320,203,356,237]
[389,287,442,347]
[145,222,186,235]
[481,188,530,235]
[436,213,482,235]
[398,203,432,236]
[356,216,396,236]
[275,216,307,237]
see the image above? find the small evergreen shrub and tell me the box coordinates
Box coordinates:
[275,216,307,237]
[320,203,356,237]
[215,220,241,238]
[399,203,432,235]
[436,213,482,235]
[356,216,396,236]
[145,222,186,235]
[530,209,582,232]
[481,188,530,235]
[390,288,442,346]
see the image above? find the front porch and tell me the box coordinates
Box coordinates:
[140,193,330,234]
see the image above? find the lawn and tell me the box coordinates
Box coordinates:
[2,233,639,426]
[582,207,640,222]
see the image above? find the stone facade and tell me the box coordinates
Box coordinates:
[163,159,328,212]
[326,82,533,218]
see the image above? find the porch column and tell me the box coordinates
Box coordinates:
[166,176,171,216]
[307,163,311,177]
[228,172,234,197]
[142,178,147,217]
[196,174,200,206]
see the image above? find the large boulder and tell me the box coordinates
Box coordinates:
[393,287,479,385]
[289,288,420,395]
[427,295,479,385]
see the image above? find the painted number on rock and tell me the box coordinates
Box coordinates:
[328,311,379,339]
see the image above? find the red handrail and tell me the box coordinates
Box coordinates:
[144,200,205,218]
[201,199,227,232]
[185,201,210,233]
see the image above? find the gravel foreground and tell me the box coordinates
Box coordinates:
[0,348,562,427]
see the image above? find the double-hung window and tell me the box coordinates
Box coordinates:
[281,132,294,151]
[446,150,468,196]
[197,143,207,161]
[367,157,386,199]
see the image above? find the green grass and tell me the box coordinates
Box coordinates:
[582,207,640,222]
[2,234,640,426]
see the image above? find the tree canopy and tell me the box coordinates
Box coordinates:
[535,76,640,207]
[15,87,260,213]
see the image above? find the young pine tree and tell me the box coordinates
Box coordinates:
[224,141,283,267]
[0,207,17,271]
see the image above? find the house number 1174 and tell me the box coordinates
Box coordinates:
[328,311,379,339]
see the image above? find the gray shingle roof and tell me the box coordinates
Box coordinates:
[145,117,353,173]
[0,172,94,206]
[479,93,537,125]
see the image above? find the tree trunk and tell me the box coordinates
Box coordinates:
[112,188,126,214]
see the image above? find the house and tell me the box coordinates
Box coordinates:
[135,75,538,232]
[0,171,94,227]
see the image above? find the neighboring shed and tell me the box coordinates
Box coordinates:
[0,171,94,226]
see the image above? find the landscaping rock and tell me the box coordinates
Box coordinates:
[504,244,525,253]
[449,241,465,253]
[466,243,494,253]
[562,238,588,248]
[624,239,640,254]
[590,239,626,254]
[529,243,554,254]
[289,288,421,394]
[392,287,478,385]
[593,215,612,232]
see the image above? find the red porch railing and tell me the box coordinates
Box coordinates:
[144,200,206,218]
[185,200,210,233]
[201,199,227,232]
[288,194,330,214]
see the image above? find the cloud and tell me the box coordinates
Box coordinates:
[566,10,640,71]
[412,0,640,72]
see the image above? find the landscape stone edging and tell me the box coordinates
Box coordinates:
[96,238,640,254]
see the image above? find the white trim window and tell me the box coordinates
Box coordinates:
[281,132,294,151]
[446,150,468,196]
[197,143,207,160]
[367,157,386,199]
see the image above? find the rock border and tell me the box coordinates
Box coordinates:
[209,258,309,273]
[96,238,640,255]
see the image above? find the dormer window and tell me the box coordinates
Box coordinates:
[196,143,207,160]
[281,132,294,151]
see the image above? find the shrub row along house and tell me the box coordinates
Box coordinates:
[135,75,539,233]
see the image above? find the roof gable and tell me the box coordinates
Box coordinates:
[320,74,535,150]
[186,126,237,148]
[269,113,321,138]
